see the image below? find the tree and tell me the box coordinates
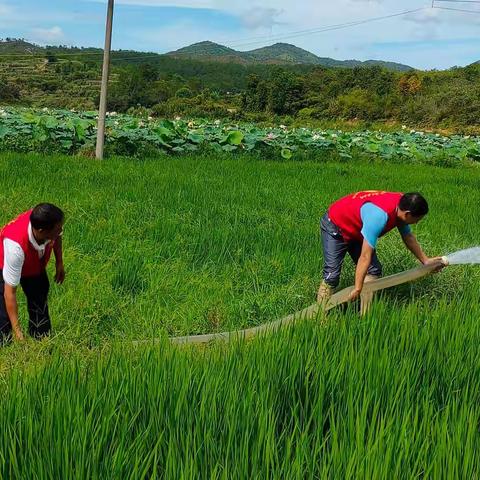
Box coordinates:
[398,73,422,96]
[175,87,193,98]
[266,69,304,115]
[0,77,20,101]
[45,48,58,64]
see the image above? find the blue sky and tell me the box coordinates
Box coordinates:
[0,0,479,70]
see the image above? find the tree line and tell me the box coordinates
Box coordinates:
[0,46,479,129]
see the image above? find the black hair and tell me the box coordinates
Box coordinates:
[399,193,429,217]
[30,203,64,230]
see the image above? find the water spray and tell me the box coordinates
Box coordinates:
[443,247,480,266]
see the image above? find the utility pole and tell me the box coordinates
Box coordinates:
[95,0,115,160]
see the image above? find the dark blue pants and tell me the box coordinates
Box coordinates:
[321,213,382,288]
[0,269,51,344]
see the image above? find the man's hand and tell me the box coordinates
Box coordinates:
[423,256,446,273]
[55,263,66,284]
[347,288,362,302]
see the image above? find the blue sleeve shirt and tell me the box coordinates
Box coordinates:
[360,203,411,248]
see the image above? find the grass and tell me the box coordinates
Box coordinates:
[0,151,480,477]
[2,302,480,478]
[0,151,478,344]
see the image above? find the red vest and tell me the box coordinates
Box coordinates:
[328,191,403,243]
[0,210,54,277]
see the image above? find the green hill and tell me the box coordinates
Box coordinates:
[0,38,42,54]
[0,38,412,72]
[168,41,413,71]
[168,41,248,63]
[248,43,324,65]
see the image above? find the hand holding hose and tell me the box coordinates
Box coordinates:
[423,256,447,272]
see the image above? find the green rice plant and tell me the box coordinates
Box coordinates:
[0,150,478,344]
[0,150,478,477]
[1,300,480,478]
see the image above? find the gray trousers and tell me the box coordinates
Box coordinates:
[321,213,382,288]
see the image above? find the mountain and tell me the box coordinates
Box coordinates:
[0,38,412,72]
[248,43,322,65]
[167,41,249,64]
[167,41,413,71]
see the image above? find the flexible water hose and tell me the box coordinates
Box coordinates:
[158,258,446,345]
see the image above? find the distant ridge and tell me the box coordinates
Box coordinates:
[167,41,413,71]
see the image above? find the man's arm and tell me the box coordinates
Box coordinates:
[3,239,25,341]
[347,203,386,301]
[4,284,23,341]
[401,232,427,263]
[401,232,443,267]
[53,237,65,284]
[349,240,374,301]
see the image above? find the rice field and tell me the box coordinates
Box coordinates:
[1,151,480,477]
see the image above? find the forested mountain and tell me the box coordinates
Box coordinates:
[167,41,412,71]
[0,38,479,130]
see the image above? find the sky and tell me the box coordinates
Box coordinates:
[0,0,479,70]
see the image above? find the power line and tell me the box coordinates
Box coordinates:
[216,8,430,50]
[0,7,428,60]
[211,7,429,47]
[433,5,480,12]
[104,7,430,63]
[434,0,480,3]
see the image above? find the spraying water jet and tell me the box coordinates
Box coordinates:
[443,247,480,265]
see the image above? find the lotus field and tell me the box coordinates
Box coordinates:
[1,106,480,164]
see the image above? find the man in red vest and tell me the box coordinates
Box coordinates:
[317,191,443,307]
[0,204,65,343]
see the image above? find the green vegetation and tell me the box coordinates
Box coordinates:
[0,39,479,131]
[2,33,480,479]
[3,309,480,478]
[0,151,480,477]
[0,150,477,344]
[168,41,412,71]
[1,107,479,164]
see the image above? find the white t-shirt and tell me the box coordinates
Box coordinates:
[3,222,50,287]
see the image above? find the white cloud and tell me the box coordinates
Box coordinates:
[0,1,83,28]
[30,26,65,44]
[239,7,284,30]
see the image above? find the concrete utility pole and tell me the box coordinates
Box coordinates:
[95,0,115,160]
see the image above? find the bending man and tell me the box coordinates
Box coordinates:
[0,204,65,343]
[317,191,442,307]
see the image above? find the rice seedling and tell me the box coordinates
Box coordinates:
[0,150,479,477]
